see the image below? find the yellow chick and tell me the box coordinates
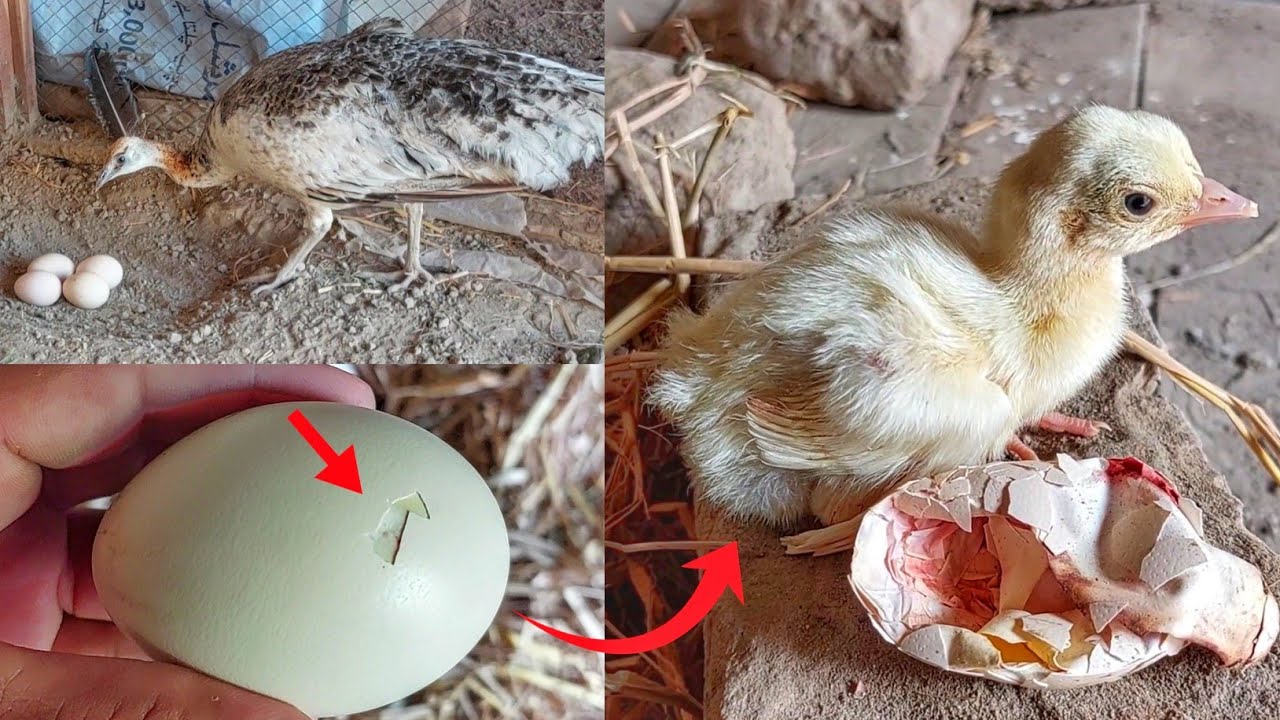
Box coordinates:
[649,106,1258,527]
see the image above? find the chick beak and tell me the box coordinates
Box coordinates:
[1182,176,1259,228]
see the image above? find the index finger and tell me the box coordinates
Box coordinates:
[0,364,376,529]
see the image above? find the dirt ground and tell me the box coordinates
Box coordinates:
[0,0,603,363]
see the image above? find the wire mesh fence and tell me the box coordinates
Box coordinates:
[29,0,480,144]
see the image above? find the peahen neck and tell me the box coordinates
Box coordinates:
[155,135,228,189]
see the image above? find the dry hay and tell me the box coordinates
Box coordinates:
[604,350,705,720]
[602,21,802,717]
[345,364,604,720]
[604,19,803,353]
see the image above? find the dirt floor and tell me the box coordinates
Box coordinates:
[0,0,603,363]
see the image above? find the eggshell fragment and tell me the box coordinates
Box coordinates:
[62,272,111,309]
[92,402,510,717]
[27,252,75,279]
[850,456,1277,688]
[14,271,62,306]
[76,254,124,288]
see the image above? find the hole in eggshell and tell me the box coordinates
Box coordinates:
[854,457,1278,684]
[370,492,430,564]
[888,511,1078,633]
[886,507,1103,669]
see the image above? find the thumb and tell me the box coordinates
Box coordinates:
[0,642,308,720]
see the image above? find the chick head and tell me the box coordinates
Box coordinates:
[999,105,1257,257]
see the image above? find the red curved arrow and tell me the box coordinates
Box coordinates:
[518,542,743,653]
[288,409,362,494]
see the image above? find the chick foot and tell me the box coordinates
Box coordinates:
[1038,411,1111,438]
[1006,412,1111,461]
[1006,437,1039,461]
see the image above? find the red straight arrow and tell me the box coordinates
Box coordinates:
[518,542,743,653]
[287,409,362,494]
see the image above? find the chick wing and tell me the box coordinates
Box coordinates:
[652,208,1022,523]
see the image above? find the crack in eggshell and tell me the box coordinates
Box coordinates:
[1138,514,1208,590]
[1006,475,1054,531]
[1178,496,1205,536]
[370,491,431,564]
[848,456,1278,688]
[1088,601,1128,633]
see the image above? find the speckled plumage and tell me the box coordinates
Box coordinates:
[199,18,603,203]
[97,18,603,292]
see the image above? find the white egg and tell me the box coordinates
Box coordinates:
[27,253,75,279]
[14,271,62,306]
[93,402,510,718]
[62,272,111,309]
[76,254,124,288]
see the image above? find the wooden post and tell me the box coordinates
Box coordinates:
[10,0,35,122]
[1,0,37,132]
[0,0,16,129]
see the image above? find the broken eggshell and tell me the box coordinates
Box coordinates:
[849,455,1277,689]
[92,402,510,717]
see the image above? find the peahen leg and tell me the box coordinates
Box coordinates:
[389,203,429,292]
[240,204,333,295]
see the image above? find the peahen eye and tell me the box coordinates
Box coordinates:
[1124,192,1154,216]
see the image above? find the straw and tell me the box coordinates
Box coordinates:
[350,365,604,720]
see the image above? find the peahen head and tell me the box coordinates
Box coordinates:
[95,136,175,191]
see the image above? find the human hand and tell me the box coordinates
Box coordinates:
[0,364,374,719]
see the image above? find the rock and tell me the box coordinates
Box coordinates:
[688,177,1280,719]
[1124,0,1280,550]
[949,4,1147,180]
[791,63,966,196]
[605,47,796,257]
[605,0,680,46]
[645,0,976,110]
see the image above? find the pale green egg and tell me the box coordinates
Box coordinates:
[93,401,510,717]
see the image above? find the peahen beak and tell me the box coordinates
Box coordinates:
[95,164,118,192]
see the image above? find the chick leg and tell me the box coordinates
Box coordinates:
[1005,437,1039,461]
[1038,411,1111,438]
[1006,411,1110,461]
[240,205,334,295]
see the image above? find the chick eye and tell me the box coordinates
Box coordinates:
[1124,192,1154,216]
[116,156,125,166]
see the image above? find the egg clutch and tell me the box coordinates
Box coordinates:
[14,252,124,309]
[91,401,511,717]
